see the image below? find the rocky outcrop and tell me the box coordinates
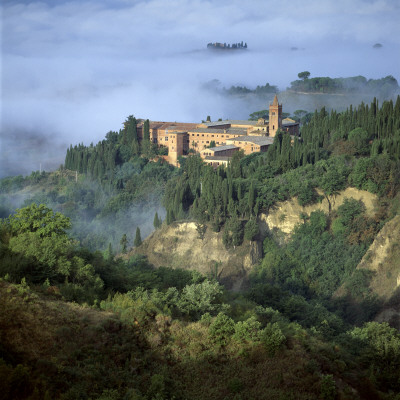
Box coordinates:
[357,214,400,301]
[135,188,378,290]
[135,221,262,290]
[259,187,378,237]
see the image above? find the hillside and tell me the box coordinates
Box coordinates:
[135,188,378,290]
[1,279,395,400]
[1,96,400,399]
[358,214,400,300]
[260,187,378,237]
[133,221,262,290]
[334,212,400,329]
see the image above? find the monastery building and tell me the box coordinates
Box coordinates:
[135,95,299,166]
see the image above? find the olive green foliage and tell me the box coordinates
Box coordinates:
[120,233,128,253]
[233,316,262,343]
[101,279,229,322]
[1,204,104,302]
[134,227,142,247]
[261,322,286,355]
[244,217,259,241]
[290,74,398,96]
[320,374,337,400]
[252,210,366,300]
[209,312,235,346]
[348,322,400,391]
[225,82,278,97]
[153,211,162,229]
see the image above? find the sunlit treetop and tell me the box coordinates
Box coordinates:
[8,203,71,238]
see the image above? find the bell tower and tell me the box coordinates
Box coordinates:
[269,94,282,137]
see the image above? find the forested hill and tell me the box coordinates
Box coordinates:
[163,96,400,234]
[1,96,400,399]
[0,115,176,252]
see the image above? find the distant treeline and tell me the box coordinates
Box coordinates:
[224,82,278,96]
[290,75,399,95]
[207,41,247,50]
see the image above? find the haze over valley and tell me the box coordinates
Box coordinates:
[1,0,400,176]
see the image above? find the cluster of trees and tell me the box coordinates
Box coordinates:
[162,97,400,243]
[224,82,278,97]
[207,41,248,49]
[0,116,179,251]
[64,115,167,181]
[290,73,399,96]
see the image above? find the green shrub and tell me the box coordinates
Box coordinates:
[233,316,262,343]
[261,322,286,356]
[320,374,337,400]
[209,312,235,347]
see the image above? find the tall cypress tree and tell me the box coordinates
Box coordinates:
[120,234,128,253]
[153,212,161,229]
[134,227,142,247]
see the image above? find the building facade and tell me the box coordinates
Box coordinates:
[135,95,299,166]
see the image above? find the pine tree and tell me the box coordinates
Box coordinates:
[134,227,142,247]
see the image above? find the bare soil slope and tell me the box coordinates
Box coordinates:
[135,221,262,290]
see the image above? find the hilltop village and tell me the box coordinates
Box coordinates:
[133,95,299,166]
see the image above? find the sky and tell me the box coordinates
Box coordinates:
[1,0,400,177]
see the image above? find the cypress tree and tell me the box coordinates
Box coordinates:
[143,119,150,141]
[153,212,161,229]
[120,234,128,253]
[134,227,142,247]
[107,242,114,261]
[248,182,255,214]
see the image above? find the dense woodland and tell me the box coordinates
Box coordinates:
[1,96,400,399]
[289,74,399,96]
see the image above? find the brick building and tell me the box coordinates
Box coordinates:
[134,95,299,166]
